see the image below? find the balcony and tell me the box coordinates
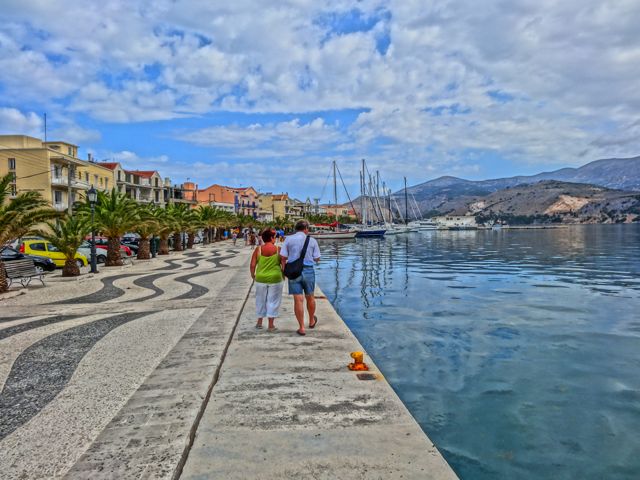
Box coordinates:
[73,179,90,189]
[53,202,68,211]
[51,176,68,186]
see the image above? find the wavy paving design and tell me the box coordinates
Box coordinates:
[0,311,152,441]
[183,257,203,269]
[126,272,171,302]
[0,315,80,341]
[183,251,204,258]
[157,259,182,270]
[207,254,235,268]
[53,273,143,304]
[171,270,218,300]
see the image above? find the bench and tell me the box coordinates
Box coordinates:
[3,258,46,288]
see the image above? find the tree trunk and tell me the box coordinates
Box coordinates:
[159,235,169,255]
[137,237,151,260]
[106,236,123,266]
[62,258,80,277]
[0,259,8,292]
[202,228,209,245]
[173,232,183,251]
[187,232,195,249]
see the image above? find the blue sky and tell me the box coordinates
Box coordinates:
[1,1,639,201]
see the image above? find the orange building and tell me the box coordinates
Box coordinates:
[196,184,259,217]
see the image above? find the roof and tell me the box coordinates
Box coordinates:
[98,162,121,170]
[127,170,159,178]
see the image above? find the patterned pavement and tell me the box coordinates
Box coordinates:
[0,243,253,479]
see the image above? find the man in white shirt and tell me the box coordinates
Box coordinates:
[280,220,321,336]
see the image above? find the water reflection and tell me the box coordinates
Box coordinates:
[316,224,640,480]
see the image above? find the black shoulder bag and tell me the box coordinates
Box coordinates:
[283,235,311,280]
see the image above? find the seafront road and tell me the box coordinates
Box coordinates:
[0,242,457,479]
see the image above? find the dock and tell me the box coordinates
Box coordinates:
[0,243,457,479]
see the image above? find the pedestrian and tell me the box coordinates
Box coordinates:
[243,229,249,246]
[280,220,320,336]
[249,231,257,246]
[232,230,238,246]
[250,228,284,331]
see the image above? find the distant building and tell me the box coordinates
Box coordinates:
[0,135,115,213]
[99,163,165,205]
[196,184,258,217]
[259,193,308,221]
[433,215,478,229]
[322,203,357,219]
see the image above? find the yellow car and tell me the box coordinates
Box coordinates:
[19,240,89,268]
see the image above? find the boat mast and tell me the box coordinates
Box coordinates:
[404,177,409,225]
[332,160,338,230]
[361,159,366,225]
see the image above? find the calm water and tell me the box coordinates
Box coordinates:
[314,224,640,480]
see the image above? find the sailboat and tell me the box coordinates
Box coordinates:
[309,161,359,240]
[355,159,386,237]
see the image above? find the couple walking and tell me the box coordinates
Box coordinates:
[249,220,320,336]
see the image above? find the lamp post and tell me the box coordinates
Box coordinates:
[87,186,98,274]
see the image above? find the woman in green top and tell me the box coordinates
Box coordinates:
[250,228,284,331]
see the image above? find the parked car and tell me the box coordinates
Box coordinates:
[19,240,88,268]
[85,237,133,257]
[1,246,57,273]
[78,241,108,264]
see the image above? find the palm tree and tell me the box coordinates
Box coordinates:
[167,203,191,251]
[78,189,138,266]
[0,173,59,291]
[185,208,202,249]
[132,205,159,260]
[148,206,175,255]
[36,215,90,277]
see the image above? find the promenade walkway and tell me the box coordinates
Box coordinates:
[0,242,457,479]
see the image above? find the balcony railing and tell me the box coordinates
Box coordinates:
[53,202,68,211]
[51,176,68,186]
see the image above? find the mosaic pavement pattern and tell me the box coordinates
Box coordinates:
[0,244,253,479]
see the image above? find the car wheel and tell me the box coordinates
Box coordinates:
[34,265,44,274]
[97,254,106,264]
[77,259,85,269]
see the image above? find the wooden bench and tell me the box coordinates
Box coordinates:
[3,258,46,288]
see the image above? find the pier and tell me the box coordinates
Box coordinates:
[0,243,457,479]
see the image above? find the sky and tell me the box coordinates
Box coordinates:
[1,0,639,201]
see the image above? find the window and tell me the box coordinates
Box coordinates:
[99,177,103,185]
[105,178,109,189]
[94,174,99,185]
[155,178,159,187]
[8,158,16,170]
[118,171,122,181]
[30,242,46,252]
[68,147,73,155]
[53,165,61,177]
[10,184,16,196]
[85,172,89,182]
[54,190,63,204]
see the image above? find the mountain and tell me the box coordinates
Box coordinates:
[397,156,640,215]
[439,180,640,223]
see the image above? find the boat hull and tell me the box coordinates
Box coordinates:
[356,229,386,237]
[310,231,358,240]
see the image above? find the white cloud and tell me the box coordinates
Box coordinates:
[0,107,42,137]
[1,0,640,183]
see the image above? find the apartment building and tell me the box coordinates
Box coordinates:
[196,184,259,217]
[258,193,311,221]
[0,135,115,212]
[98,163,166,205]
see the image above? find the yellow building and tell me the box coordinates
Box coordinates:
[258,193,310,221]
[0,135,115,212]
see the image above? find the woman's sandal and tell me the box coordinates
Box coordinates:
[296,329,306,336]
[310,315,319,329]
[255,324,263,329]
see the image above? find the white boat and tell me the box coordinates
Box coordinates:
[309,230,358,240]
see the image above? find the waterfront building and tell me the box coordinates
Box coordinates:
[196,184,258,217]
[0,135,115,213]
[258,193,308,221]
[322,203,357,219]
[98,163,166,206]
[166,180,198,207]
[433,214,478,229]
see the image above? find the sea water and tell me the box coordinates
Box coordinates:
[315,224,640,480]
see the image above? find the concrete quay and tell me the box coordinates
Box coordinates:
[0,242,457,479]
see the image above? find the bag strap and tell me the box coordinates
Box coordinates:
[299,234,311,261]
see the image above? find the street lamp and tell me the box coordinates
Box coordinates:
[87,186,98,274]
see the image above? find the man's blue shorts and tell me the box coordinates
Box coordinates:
[288,266,315,295]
